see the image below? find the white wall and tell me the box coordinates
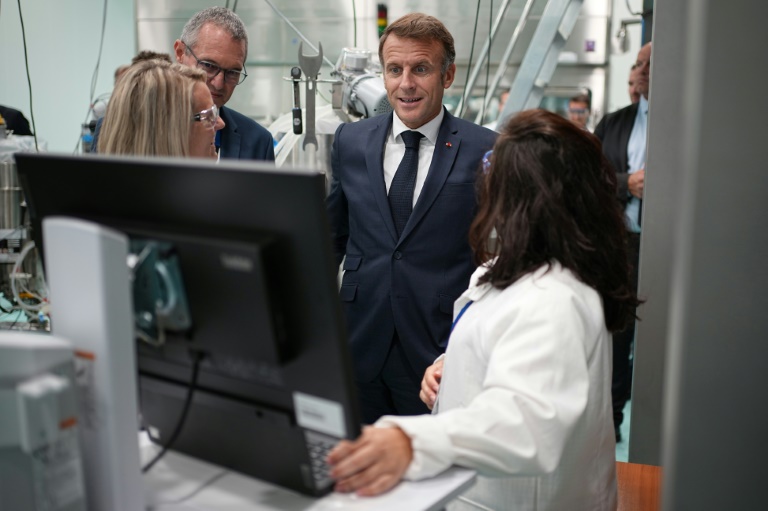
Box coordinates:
[0,0,136,152]
[606,0,644,113]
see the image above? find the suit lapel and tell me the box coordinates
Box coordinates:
[365,115,399,242]
[219,107,241,159]
[619,103,639,173]
[398,110,459,243]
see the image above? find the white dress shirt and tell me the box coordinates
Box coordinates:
[383,110,444,207]
[378,262,618,511]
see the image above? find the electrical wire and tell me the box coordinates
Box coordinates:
[459,0,483,118]
[141,350,206,473]
[261,0,336,69]
[16,0,39,152]
[231,0,238,13]
[151,470,228,508]
[625,0,642,16]
[351,0,357,47]
[10,241,47,315]
[73,0,109,154]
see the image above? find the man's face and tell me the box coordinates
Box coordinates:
[174,23,246,108]
[634,43,652,100]
[381,35,455,129]
[567,101,589,128]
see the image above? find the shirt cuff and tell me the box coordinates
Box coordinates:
[375,415,454,480]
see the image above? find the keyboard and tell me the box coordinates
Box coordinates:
[304,429,339,490]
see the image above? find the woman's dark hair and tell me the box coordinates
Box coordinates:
[469,109,641,332]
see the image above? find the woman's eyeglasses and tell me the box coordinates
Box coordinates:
[193,105,219,129]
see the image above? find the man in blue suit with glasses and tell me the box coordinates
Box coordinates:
[174,6,273,161]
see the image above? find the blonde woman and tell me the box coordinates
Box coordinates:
[98,59,224,158]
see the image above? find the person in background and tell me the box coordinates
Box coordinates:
[328,109,639,510]
[0,105,33,136]
[92,52,176,151]
[99,60,224,158]
[326,13,497,424]
[593,41,652,442]
[567,93,591,130]
[628,64,641,104]
[114,64,131,85]
[174,6,274,161]
[484,89,510,131]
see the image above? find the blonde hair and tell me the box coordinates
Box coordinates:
[98,60,206,157]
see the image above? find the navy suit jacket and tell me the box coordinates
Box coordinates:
[218,106,275,161]
[594,102,639,206]
[326,109,497,382]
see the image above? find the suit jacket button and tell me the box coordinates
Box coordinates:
[393,251,402,260]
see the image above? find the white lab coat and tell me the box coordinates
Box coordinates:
[378,262,617,511]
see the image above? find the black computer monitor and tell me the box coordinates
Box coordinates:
[15,152,361,496]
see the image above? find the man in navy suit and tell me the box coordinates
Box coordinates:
[594,41,651,442]
[174,7,274,161]
[327,13,497,423]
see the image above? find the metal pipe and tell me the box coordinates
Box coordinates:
[475,0,537,124]
[455,0,515,118]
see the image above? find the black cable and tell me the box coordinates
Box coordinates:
[459,0,483,118]
[625,0,642,17]
[142,350,206,473]
[231,0,238,13]
[16,0,38,152]
[74,0,109,154]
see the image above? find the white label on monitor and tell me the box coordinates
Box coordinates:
[293,392,347,438]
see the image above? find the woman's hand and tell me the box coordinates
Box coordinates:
[419,359,444,410]
[327,425,413,496]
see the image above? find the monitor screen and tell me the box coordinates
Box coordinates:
[15,152,361,496]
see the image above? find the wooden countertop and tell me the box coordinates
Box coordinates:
[616,461,662,511]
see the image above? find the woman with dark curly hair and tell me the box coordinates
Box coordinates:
[328,109,639,510]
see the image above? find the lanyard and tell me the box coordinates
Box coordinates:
[451,300,473,332]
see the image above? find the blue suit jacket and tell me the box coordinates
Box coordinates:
[218,106,275,161]
[326,109,497,381]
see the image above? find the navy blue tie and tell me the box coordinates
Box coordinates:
[389,130,423,237]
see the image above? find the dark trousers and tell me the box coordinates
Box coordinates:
[612,232,641,428]
[355,333,431,424]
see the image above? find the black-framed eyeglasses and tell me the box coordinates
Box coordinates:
[183,42,248,85]
[193,104,220,128]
